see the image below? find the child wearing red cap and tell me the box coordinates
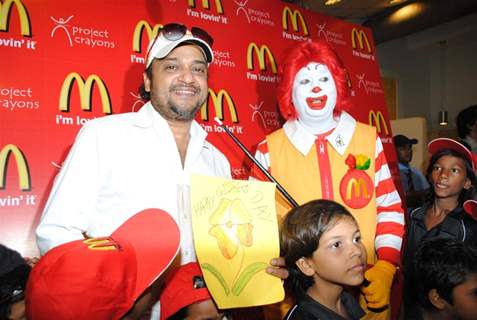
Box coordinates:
[26,209,180,320]
[160,262,229,320]
[403,138,477,319]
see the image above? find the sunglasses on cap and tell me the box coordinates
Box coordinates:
[161,23,213,47]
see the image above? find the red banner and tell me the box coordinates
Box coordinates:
[0,0,395,256]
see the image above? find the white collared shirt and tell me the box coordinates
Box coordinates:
[281,111,357,156]
[37,102,231,263]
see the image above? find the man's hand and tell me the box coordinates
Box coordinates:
[24,257,39,267]
[361,260,396,309]
[266,257,289,280]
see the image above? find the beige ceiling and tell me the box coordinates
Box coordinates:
[290,0,477,43]
[300,0,403,22]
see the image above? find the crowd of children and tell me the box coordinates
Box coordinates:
[275,136,477,320]
[3,138,477,320]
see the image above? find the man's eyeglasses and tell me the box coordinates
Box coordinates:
[161,23,213,46]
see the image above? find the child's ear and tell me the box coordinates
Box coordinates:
[296,257,315,276]
[464,177,472,190]
[428,288,448,310]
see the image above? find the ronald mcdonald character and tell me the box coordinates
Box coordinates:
[252,40,404,319]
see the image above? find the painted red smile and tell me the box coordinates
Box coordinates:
[306,95,327,110]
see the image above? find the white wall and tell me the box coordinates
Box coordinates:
[376,12,477,136]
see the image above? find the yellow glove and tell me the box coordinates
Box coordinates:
[361,260,396,310]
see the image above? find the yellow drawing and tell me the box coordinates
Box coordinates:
[191,175,284,308]
[209,198,253,259]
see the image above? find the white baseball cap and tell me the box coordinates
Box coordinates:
[145,23,214,68]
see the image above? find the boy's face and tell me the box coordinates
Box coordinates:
[301,216,367,288]
[446,273,477,320]
[429,155,471,200]
[186,299,226,320]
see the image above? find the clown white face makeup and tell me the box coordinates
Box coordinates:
[292,62,338,134]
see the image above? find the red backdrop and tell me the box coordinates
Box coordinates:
[0,0,397,256]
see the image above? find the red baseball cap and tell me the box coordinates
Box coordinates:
[160,262,212,320]
[428,137,476,171]
[26,209,180,320]
[463,200,477,220]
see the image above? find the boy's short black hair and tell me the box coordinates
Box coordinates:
[414,238,477,311]
[280,199,354,293]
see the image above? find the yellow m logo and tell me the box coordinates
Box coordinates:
[369,110,389,136]
[282,6,308,36]
[0,144,30,191]
[59,72,112,114]
[132,20,162,53]
[188,0,224,14]
[351,28,372,53]
[346,178,369,200]
[200,88,238,123]
[83,238,119,251]
[246,42,277,74]
[0,0,30,36]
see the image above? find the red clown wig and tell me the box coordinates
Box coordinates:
[277,40,352,120]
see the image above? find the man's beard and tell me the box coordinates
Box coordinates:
[150,89,207,122]
[168,98,203,121]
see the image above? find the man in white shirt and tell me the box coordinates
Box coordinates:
[37,23,286,319]
[37,23,231,319]
[37,23,229,261]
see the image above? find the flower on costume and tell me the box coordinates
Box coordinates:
[209,198,253,259]
[345,154,371,170]
[340,153,373,209]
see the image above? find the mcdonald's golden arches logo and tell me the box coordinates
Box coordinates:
[351,28,372,53]
[200,88,238,123]
[368,110,389,136]
[339,169,373,209]
[59,72,112,114]
[346,177,369,200]
[83,237,119,251]
[0,0,30,36]
[246,42,277,74]
[132,20,163,53]
[0,144,31,191]
[188,0,224,14]
[282,6,308,36]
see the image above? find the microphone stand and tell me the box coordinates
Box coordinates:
[214,117,298,208]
